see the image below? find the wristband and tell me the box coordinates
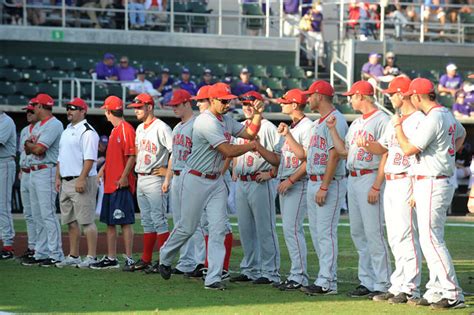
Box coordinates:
[320,186,328,191]
[288,177,295,185]
[469,196,474,199]
[248,122,261,135]
[371,186,380,192]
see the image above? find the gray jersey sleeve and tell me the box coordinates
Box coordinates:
[199,115,227,148]
[38,120,64,149]
[229,117,245,138]
[158,123,173,153]
[410,114,438,151]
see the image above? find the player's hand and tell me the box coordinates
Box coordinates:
[232,172,238,181]
[55,177,61,193]
[468,197,474,213]
[277,123,290,136]
[368,187,380,204]
[278,179,293,194]
[96,173,103,185]
[152,167,167,177]
[315,188,327,206]
[409,195,416,208]
[116,176,129,189]
[391,114,402,127]
[75,177,86,193]
[326,115,336,129]
[356,135,370,148]
[252,99,265,114]
[162,178,170,193]
[256,171,271,183]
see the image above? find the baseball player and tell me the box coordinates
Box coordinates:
[356,76,423,304]
[126,93,172,272]
[91,96,136,270]
[0,109,17,260]
[326,80,392,297]
[230,91,281,285]
[17,100,39,261]
[255,89,312,291]
[21,93,65,267]
[280,81,348,295]
[392,78,466,309]
[55,98,100,269]
[158,82,263,290]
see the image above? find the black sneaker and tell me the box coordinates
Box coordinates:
[0,249,14,260]
[184,264,205,278]
[348,285,372,297]
[387,292,408,304]
[253,277,273,285]
[159,264,172,280]
[279,280,303,291]
[201,267,208,280]
[406,297,430,306]
[303,284,338,296]
[221,269,230,281]
[205,282,226,291]
[430,298,466,310]
[131,259,150,272]
[21,256,46,266]
[90,257,120,270]
[373,292,395,302]
[18,249,35,261]
[144,262,160,274]
[122,256,136,272]
[230,274,252,283]
[171,267,185,275]
[368,291,384,299]
[39,258,61,267]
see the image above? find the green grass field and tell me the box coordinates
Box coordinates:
[1,217,473,314]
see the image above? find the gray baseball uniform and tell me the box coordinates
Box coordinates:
[345,110,392,292]
[234,119,281,282]
[378,111,424,298]
[170,115,206,272]
[160,110,244,286]
[135,118,172,235]
[306,109,348,291]
[29,116,64,261]
[0,113,16,248]
[408,106,465,303]
[19,124,37,250]
[275,116,312,286]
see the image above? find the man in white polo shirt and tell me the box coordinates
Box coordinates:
[55,98,100,269]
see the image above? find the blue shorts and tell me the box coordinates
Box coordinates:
[100,188,136,226]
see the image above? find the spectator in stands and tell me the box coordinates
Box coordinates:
[361,52,394,85]
[438,63,463,96]
[153,67,174,99]
[27,0,45,25]
[386,4,408,40]
[283,0,300,37]
[232,68,259,96]
[129,68,159,98]
[129,0,146,29]
[176,68,197,95]
[454,143,472,190]
[5,0,23,25]
[358,2,370,41]
[303,4,325,69]
[94,53,119,81]
[75,0,103,29]
[423,0,446,34]
[367,3,380,39]
[383,52,402,76]
[145,0,167,28]
[197,69,214,89]
[117,56,137,81]
[452,90,472,118]
[347,0,360,38]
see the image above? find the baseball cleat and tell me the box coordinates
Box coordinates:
[144,262,160,274]
[90,256,120,270]
[21,256,46,266]
[303,284,337,296]
[55,255,81,268]
[221,270,230,281]
[348,285,372,297]
[171,267,185,275]
[0,249,14,260]
[159,264,172,280]
[279,280,303,291]
[131,259,151,272]
[77,256,98,269]
[184,264,205,278]
[367,291,384,299]
[430,299,466,310]
[372,292,394,301]
[204,282,226,291]
[387,292,409,304]
[39,258,61,267]
[406,297,430,307]
[230,274,252,283]
[252,277,273,285]
[18,249,35,262]
[122,256,136,272]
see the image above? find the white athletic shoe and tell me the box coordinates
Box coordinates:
[77,256,98,269]
[56,255,82,268]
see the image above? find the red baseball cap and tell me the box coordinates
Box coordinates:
[66,97,88,112]
[303,80,334,97]
[342,80,374,96]
[167,89,192,106]
[239,91,263,104]
[22,97,37,110]
[100,95,123,110]
[191,85,210,101]
[208,82,237,100]
[35,93,54,107]
[382,76,412,94]
[127,93,155,108]
[403,78,435,96]
[276,89,307,105]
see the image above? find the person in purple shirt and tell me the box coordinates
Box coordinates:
[231,68,259,96]
[117,56,137,81]
[361,52,384,80]
[176,68,197,96]
[197,68,214,89]
[438,63,463,96]
[304,4,324,68]
[94,53,119,81]
[452,91,472,118]
[153,68,174,98]
[283,0,300,36]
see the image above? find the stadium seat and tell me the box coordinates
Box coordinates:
[227,64,244,77]
[0,68,6,81]
[248,64,268,78]
[163,63,183,76]
[438,94,454,108]
[95,84,109,100]
[0,95,6,105]
[286,66,306,79]
[267,104,282,112]
[108,84,126,98]
[8,56,32,69]
[54,57,76,71]
[7,95,27,105]
[185,63,205,76]
[22,69,47,83]
[264,77,284,91]
[0,82,16,95]
[71,70,92,79]
[31,57,55,70]
[38,83,60,98]
[251,77,263,88]
[301,78,313,90]
[188,2,210,31]
[206,63,227,77]
[45,70,68,81]
[3,68,22,81]
[0,58,8,68]
[283,78,302,89]
[242,3,264,30]
[15,82,39,97]
[268,65,287,78]
[75,57,96,71]
[171,2,189,31]
[141,60,161,73]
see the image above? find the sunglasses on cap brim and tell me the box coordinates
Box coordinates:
[239,95,258,103]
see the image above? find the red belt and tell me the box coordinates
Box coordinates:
[385,173,408,181]
[30,164,53,171]
[173,170,181,176]
[350,169,374,177]
[309,175,325,181]
[239,174,259,181]
[415,175,448,180]
[189,169,219,180]
[22,168,31,173]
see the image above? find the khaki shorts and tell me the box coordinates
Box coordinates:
[60,176,98,225]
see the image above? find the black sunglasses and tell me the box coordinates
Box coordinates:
[218,99,232,104]
[26,110,34,114]
[120,60,128,63]
[240,96,257,102]
[66,105,81,111]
